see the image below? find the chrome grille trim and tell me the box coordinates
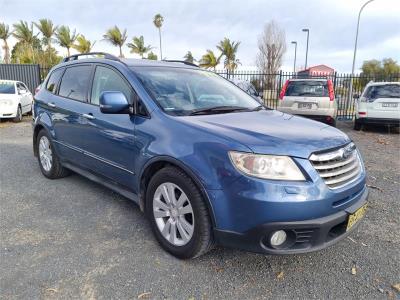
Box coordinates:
[310,143,362,189]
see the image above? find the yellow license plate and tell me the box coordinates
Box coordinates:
[346,204,367,231]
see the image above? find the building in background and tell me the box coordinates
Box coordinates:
[297,64,335,77]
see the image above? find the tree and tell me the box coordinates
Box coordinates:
[199,50,220,70]
[13,20,37,62]
[216,38,241,72]
[73,35,95,53]
[147,51,158,60]
[153,14,164,60]
[256,20,286,89]
[56,25,78,56]
[11,37,42,64]
[360,58,400,81]
[127,36,153,58]
[183,51,195,63]
[34,19,57,50]
[103,26,127,58]
[0,23,12,63]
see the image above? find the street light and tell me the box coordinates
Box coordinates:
[302,28,309,69]
[349,0,376,101]
[291,41,297,73]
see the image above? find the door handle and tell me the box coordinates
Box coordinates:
[47,102,56,108]
[82,113,95,120]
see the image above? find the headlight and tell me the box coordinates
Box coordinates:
[229,151,305,181]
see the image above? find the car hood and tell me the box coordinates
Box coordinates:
[0,94,18,101]
[180,110,351,158]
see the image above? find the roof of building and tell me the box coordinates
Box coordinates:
[298,64,334,72]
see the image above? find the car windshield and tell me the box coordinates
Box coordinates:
[133,67,261,115]
[285,80,328,97]
[366,84,400,99]
[0,82,16,94]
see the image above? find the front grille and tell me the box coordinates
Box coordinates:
[309,142,361,189]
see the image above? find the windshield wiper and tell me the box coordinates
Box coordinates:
[189,106,255,115]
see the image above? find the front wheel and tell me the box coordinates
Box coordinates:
[146,166,214,259]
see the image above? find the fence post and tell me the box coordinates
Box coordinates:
[276,70,283,103]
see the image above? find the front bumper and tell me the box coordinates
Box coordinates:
[214,186,368,255]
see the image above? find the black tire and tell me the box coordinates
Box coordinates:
[36,129,70,179]
[354,119,362,131]
[330,118,337,127]
[12,105,22,123]
[146,166,214,259]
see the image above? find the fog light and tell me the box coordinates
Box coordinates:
[270,230,287,247]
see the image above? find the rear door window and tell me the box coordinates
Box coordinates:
[59,65,92,101]
[286,81,328,97]
[46,68,64,94]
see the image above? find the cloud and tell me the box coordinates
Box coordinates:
[1,0,399,72]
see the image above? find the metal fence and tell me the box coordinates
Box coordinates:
[216,70,400,120]
[1,64,399,120]
[0,64,42,92]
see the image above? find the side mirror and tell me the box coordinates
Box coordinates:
[99,91,130,114]
[18,89,26,95]
[353,94,359,100]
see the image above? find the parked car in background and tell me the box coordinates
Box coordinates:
[277,79,337,126]
[33,53,368,259]
[230,79,263,103]
[354,82,400,131]
[0,80,33,122]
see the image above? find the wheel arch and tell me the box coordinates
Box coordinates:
[138,156,217,227]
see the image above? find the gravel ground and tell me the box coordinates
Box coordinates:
[0,119,399,300]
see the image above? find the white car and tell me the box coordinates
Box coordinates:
[0,80,33,122]
[277,78,337,126]
[354,82,400,130]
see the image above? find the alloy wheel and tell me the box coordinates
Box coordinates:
[38,136,53,172]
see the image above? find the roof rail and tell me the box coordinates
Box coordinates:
[162,60,199,67]
[62,52,120,63]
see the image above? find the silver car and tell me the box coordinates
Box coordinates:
[277,78,337,126]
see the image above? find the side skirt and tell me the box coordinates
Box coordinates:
[63,162,139,205]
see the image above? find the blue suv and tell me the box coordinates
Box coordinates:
[33,53,368,259]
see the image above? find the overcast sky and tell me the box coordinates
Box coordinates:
[1,0,399,72]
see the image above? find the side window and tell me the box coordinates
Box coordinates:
[46,69,63,94]
[137,100,148,117]
[59,65,92,101]
[91,66,134,105]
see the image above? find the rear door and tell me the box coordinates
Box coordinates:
[282,80,330,112]
[364,84,400,119]
[50,64,94,167]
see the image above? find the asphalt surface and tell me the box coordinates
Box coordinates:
[1,119,399,299]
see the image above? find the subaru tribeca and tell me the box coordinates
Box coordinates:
[32,53,368,259]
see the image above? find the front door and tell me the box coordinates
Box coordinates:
[77,65,137,191]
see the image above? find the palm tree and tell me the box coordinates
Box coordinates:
[56,25,78,56]
[103,26,127,58]
[0,23,12,63]
[73,35,95,53]
[34,19,57,50]
[127,36,153,58]
[183,51,195,63]
[216,38,241,72]
[153,14,164,60]
[147,51,158,60]
[199,50,220,71]
[13,20,36,61]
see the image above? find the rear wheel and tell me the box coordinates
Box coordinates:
[36,129,70,179]
[12,105,22,123]
[146,166,214,259]
[354,119,362,131]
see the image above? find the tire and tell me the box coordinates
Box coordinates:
[146,166,214,259]
[354,119,362,131]
[36,129,70,179]
[330,118,337,127]
[12,105,22,123]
